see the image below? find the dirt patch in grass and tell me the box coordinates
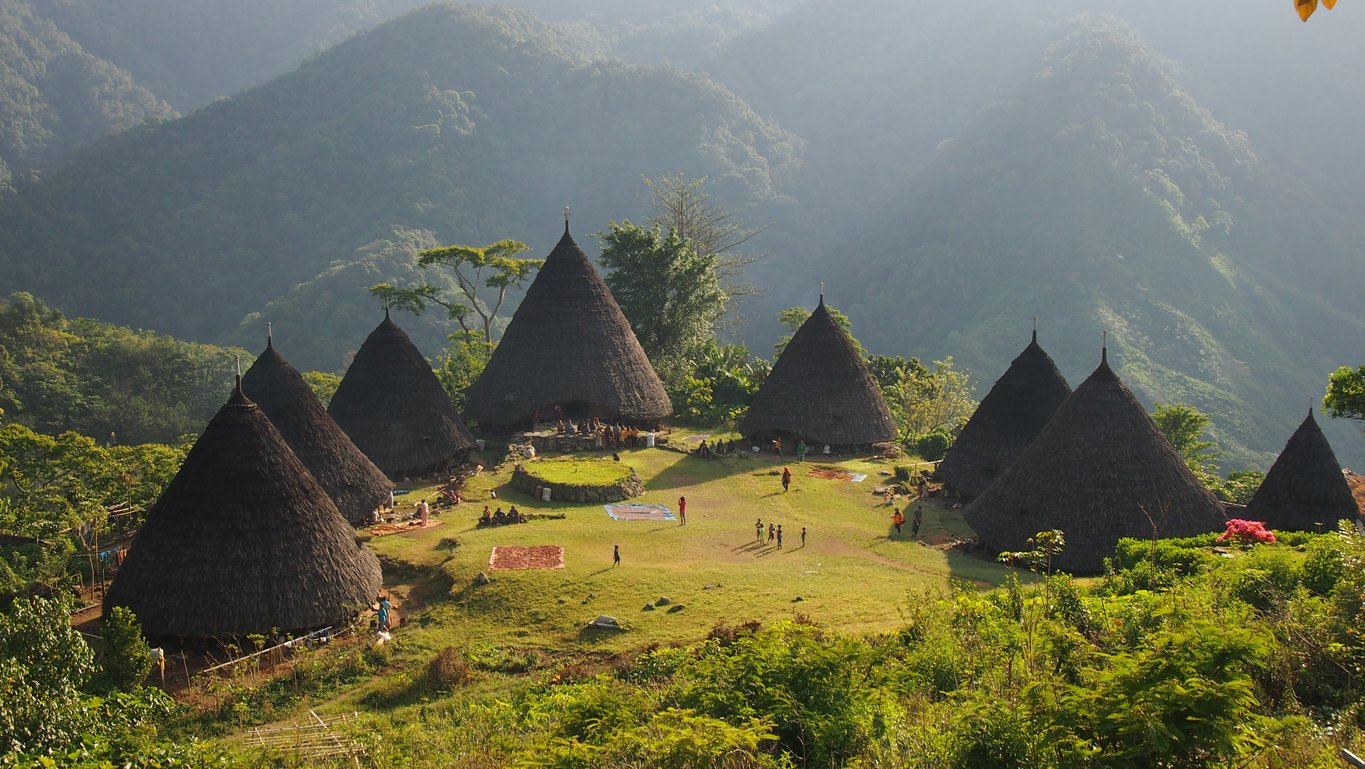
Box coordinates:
[489,545,565,571]
[808,466,855,481]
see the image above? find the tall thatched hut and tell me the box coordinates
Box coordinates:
[328,310,475,477]
[937,328,1072,499]
[104,380,382,641]
[1244,411,1359,532]
[964,347,1224,573]
[464,222,671,428]
[740,295,896,447]
[241,334,392,524]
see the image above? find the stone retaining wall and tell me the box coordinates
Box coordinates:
[510,464,645,503]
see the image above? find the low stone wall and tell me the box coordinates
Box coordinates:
[510,464,645,503]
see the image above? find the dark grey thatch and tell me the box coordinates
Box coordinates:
[1244,411,1359,532]
[464,223,671,427]
[964,348,1224,573]
[740,296,896,446]
[104,381,382,640]
[242,336,392,524]
[328,310,475,477]
[937,329,1072,499]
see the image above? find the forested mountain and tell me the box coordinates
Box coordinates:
[0,292,244,444]
[27,0,431,111]
[0,0,1359,468]
[0,3,800,369]
[724,11,1365,467]
[0,0,172,174]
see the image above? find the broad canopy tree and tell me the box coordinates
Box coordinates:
[598,221,727,388]
[370,239,543,344]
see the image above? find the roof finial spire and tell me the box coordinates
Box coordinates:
[266,321,273,349]
[819,281,825,306]
[1101,329,1108,365]
[1032,315,1037,344]
[564,205,571,235]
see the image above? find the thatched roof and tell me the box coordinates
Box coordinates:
[241,335,392,524]
[104,381,382,640]
[1244,411,1359,532]
[963,348,1224,573]
[937,329,1072,498]
[740,296,896,446]
[328,310,475,477]
[463,223,671,427]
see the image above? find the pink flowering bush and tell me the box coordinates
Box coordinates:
[1217,518,1276,548]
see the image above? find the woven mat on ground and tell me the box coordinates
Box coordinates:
[807,467,868,482]
[604,503,675,521]
[489,545,565,570]
[369,519,444,537]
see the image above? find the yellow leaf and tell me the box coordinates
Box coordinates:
[1297,0,1318,20]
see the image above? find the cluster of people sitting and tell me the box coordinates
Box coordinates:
[477,505,527,527]
[694,438,738,458]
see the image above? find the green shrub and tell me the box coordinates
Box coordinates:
[99,606,152,691]
[1300,534,1345,596]
[913,430,952,462]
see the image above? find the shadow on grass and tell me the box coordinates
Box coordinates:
[645,452,766,490]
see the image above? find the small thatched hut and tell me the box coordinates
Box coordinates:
[328,310,475,477]
[1244,411,1360,532]
[740,295,896,447]
[964,347,1224,573]
[937,328,1072,499]
[463,222,671,428]
[241,334,392,524]
[104,381,382,641]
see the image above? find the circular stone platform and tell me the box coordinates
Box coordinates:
[511,457,644,503]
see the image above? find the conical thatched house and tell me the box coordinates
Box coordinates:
[241,334,392,524]
[937,328,1072,499]
[329,310,475,477]
[104,381,382,641]
[740,295,896,447]
[1244,411,1359,532]
[964,347,1224,573]
[464,222,671,428]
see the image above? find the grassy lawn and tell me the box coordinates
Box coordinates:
[366,434,1011,665]
[516,455,633,486]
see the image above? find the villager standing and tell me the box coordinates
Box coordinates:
[796,440,808,463]
[912,506,923,538]
[801,527,807,547]
[782,466,792,492]
[892,508,904,536]
[678,496,687,525]
[377,595,391,631]
[613,544,621,567]
[776,525,783,548]
[768,522,776,543]
[419,499,430,526]
[756,518,764,542]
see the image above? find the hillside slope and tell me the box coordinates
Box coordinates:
[0,3,801,369]
[0,0,173,172]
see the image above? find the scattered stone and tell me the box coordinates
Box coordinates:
[655,596,672,606]
[666,604,685,613]
[589,615,622,629]
[792,596,804,602]
[473,571,490,586]
[702,583,719,590]
[642,603,656,611]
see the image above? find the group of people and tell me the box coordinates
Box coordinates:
[768,437,812,462]
[891,505,924,537]
[478,505,527,527]
[693,438,737,458]
[551,415,651,450]
[755,517,806,548]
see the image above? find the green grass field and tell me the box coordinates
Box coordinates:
[515,455,633,486]
[367,432,1011,664]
